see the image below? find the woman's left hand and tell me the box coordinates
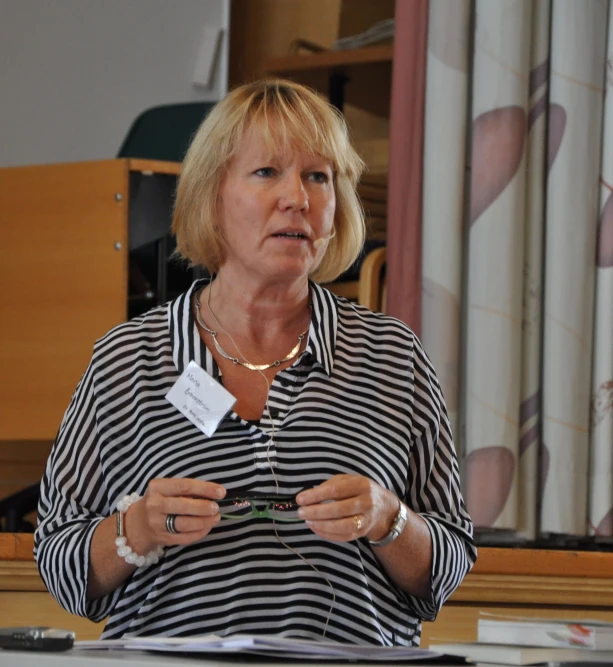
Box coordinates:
[296,474,400,543]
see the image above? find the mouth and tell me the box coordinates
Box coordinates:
[271,231,309,240]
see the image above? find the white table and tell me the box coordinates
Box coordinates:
[0,651,474,667]
[1,650,271,666]
[0,650,186,666]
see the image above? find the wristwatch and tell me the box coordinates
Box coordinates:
[368,501,408,547]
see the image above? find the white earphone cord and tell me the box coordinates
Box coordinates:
[205,283,337,637]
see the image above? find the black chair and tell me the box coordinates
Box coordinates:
[0,484,40,533]
[118,102,216,317]
[118,101,216,163]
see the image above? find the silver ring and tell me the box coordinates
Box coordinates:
[353,515,363,531]
[166,513,179,534]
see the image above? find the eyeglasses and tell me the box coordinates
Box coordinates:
[218,493,302,522]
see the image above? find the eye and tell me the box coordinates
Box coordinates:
[254,167,275,177]
[309,171,330,184]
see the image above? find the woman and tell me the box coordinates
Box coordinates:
[35,79,475,646]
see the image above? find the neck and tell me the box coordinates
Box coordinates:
[205,269,311,338]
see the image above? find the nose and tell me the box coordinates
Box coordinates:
[278,171,309,212]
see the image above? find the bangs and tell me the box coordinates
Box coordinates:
[224,83,359,184]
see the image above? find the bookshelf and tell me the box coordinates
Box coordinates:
[266,45,393,117]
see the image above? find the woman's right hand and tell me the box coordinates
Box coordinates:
[125,478,226,553]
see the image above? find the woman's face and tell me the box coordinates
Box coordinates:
[217,123,336,285]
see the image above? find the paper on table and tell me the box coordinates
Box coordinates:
[76,634,445,661]
[429,641,613,665]
[477,613,613,650]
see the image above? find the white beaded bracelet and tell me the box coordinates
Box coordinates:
[115,492,164,567]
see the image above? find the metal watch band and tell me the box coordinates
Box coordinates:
[368,501,408,547]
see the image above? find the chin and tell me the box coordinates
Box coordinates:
[262,261,313,283]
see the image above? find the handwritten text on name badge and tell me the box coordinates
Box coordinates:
[166,361,236,437]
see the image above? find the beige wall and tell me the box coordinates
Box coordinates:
[0,0,229,168]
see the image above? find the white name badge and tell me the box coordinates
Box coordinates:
[166,360,237,437]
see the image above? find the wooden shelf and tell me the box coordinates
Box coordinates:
[266,45,393,117]
[473,547,613,579]
[268,45,393,72]
[127,158,181,176]
[0,533,35,560]
[3,536,612,644]
[5,535,612,606]
[452,573,613,607]
[0,561,44,592]
[4,536,612,575]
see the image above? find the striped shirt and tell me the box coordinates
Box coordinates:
[35,280,475,646]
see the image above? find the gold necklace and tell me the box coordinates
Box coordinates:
[194,287,309,372]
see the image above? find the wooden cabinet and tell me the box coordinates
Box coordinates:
[3,535,612,643]
[0,159,183,515]
[0,158,180,443]
[0,534,104,638]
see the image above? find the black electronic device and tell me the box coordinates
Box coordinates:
[0,627,74,652]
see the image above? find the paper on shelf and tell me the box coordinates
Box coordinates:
[76,633,444,661]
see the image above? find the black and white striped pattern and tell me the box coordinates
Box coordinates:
[35,280,475,646]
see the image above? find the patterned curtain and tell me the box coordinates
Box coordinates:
[463,0,531,532]
[388,0,613,545]
[517,0,551,540]
[590,4,613,538]
[421,0,471,444]
[541,0,608,537]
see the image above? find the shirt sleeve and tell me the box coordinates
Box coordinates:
[403,336,477,621]
[34,352,124,622]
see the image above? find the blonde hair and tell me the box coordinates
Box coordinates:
[172,79,366,283]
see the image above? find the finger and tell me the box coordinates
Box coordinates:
[297,475,365,505]
[306,515,363,540]
[148,478,226,500]
[160,497,220,517]
[298,497,363,521]
[168,514,221,535]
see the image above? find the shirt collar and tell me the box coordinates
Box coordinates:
[169,279,208,375]
[169,279,338,377]
[305,281,338,376]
